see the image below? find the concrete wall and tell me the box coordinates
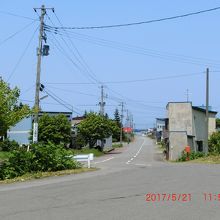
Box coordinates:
[209,113,216,136]
[192,109,206,142]
[168,103,193,160]
[169,131,188,160]
[168,103,193,135]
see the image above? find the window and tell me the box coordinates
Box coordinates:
[197,141,203,152]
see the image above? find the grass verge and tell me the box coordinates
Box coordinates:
[190,155,220,164]
[0,167,98,184]
[112,143,123,148]
[71,148,104,157]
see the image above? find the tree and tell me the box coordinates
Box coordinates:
[113,108,122,141]
[78,112,113,149]
[0,79,30,137]
[38,114,71,145]
[109,119,121,142]
[114,108,121,127]
[216,118,220,129]
[208,131,220,153]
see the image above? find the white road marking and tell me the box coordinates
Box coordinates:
[126,139,146,165]
[134,163,152,167]
[134,163,146,166]
[94,157,114,164]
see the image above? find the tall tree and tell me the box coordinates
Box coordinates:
[38,114,71,145]
[113,108,121,141]
[78,112,113,149]
[0,79,30,137]
[114,108,121,127]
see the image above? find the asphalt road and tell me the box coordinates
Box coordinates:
[1,136,220,220]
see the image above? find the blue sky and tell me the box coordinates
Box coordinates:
[1,0,220,129]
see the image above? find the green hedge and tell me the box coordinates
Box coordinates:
[0,139,19,152]
[0,143,81,180]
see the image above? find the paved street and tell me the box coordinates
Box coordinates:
[1,136,220,220]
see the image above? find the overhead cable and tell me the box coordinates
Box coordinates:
[46,6,220,30]
[0,10,37,20]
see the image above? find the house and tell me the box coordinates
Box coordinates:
[166,102,217,160]
[7,111,72,145]
[72,116,86,127]
[155,118,166,143]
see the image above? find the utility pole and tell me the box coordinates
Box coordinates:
[126,110,129,127]
[119,102,124,145]
[99,85,106,116]
[186,89,189,102]
[33,5,53,143]
[205,68,209,153]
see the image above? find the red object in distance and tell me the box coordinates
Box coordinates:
[123,127,132,133]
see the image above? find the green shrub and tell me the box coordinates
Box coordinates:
[0,139,19,152]
[177,150,206,162]
[189,151,206,160]
[208,131,220,154]
[0,143,81,180]
[31,143,80,172]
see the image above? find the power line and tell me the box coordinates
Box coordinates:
[0,10,37,20]
[52,12,101,84]
[43,87,82,114]
[45,85,98,97]
[44,72,205,85]
[0,20,37,47]
[6,25,39,82]
[46,6,220,30]
[46,13,101,85]
[45,28,220,67]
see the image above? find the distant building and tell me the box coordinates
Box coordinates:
[155,118,166,143]
[166,102,217,160]
[7,116,32,145]
[7,111,72,145]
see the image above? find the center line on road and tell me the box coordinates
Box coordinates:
[94,157,115,164]
[126,139,146,165]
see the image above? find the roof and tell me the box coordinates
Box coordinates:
[156,118,168,121]
[166,102,192,109]
[72,116,86,120]
[166,102,218,114]
[192,106,217,114]
[39,111,72,115]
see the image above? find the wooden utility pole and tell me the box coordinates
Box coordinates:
[205,68,209,153]
[99,85,105,116]
[33,5,53,143]
[33,5,46,143]
[119,102,124,145]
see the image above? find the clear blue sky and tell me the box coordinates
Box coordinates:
[1,0,220,129]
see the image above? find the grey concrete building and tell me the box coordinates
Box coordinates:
[167,102,217,160]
